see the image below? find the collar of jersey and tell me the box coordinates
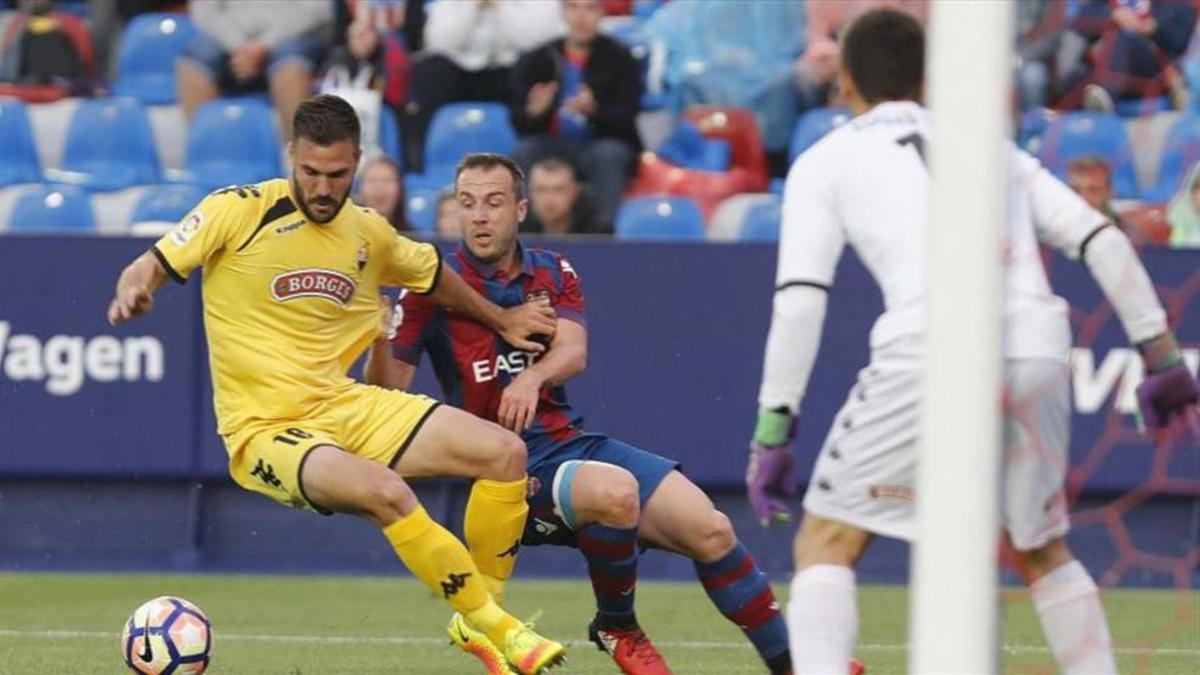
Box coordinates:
[456,241,536,281]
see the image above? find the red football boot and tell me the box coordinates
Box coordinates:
[588,619,672,675]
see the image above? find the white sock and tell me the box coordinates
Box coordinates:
[1029,560,1116,674]
[788,564,858,675]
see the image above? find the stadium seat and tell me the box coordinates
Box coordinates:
[789,107,851,162]
[615,195,705,240]
[1142,110,1200,203]
[420,102,516,189]
[379,105,403,169]
[1037,111,1138,199]
[0,99,42,186]
[44,97,161,191]
[1017,107,1057,154]
[739,195,782,241]
[405,188,440,232]
[8,184,94,232]
[181,98,281,190]
[708,192,774,241]
[626,152,760,220]
[684,106,770,191]
[113,13,198,105]
[129,183,209,227]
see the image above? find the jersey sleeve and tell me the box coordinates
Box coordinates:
[390,289,437,365]
[552,255,587,326]
[1014,149,1109,259]
[382,233,442,293]
[151,190,250,282]
[774,154,846,290]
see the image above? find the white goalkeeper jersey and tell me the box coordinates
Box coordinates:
[775,100,1135,364]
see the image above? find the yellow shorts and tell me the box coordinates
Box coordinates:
[224,384,440,514]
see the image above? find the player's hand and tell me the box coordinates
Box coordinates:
[377,295,400,343]
[107,284,154,325]
[526,81,559,117]
[1136,333,1200,436]
[746,407,798,527]
[499,370,542,433]
[497,303,556,354]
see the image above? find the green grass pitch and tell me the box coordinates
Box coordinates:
[0,573,1196,674]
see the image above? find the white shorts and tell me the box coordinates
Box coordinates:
[802,358,1070,550]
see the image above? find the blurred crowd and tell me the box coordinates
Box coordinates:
[1,0,1197,246]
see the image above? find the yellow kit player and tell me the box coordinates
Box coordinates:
[107,95,566,675]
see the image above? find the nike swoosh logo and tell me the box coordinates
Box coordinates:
[138,613,153,662]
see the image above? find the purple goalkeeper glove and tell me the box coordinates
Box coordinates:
[747,407,798,527]
[1136,334,1200,432]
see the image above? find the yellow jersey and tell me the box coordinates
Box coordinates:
[153,179,440,435]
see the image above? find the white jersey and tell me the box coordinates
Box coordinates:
[776,100,1109,364]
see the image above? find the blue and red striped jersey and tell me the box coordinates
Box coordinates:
[391,244,587,457]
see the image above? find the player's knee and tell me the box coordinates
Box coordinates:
[1017,537,1074,581]
[794,517,866,569]
[364,475,418,525]
[691,510,737,562]
[482,429,527,481]
[597,474,640,528]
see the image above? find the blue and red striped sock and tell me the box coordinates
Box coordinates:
[695,543,791,674]
[577,523,640,628]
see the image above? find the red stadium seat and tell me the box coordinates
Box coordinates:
[683,106,770,192]
[626,152,762,223]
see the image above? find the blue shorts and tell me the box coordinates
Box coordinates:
[522,434,680,547]
[179,30,325,93]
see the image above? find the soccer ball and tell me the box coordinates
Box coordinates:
[120,596,213,674]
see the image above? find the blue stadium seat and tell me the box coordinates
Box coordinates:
[112,13,198,105]
[45,97,161,191]
[8,185,95,232]
[1038,112,1138,199]
[615,195,705,240]
[0,99,42,186]
[406,188,440,232]
[1142,110,1200,203]
[1017,107,1057,154]
[739,195,781,241]
[183,99,281,190]
[130,184,209,226]
[421,102,516,188]
[379,105,403,169]
[789,107,851,162]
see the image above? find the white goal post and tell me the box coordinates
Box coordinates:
[911,0,1014,672]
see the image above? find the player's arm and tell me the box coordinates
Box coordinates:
[365,341,417,391]
[498,318,588,432]
[1024,152,1198,430]
[107,250,170,324]
[429,264,558,354]
[748,157,845,526]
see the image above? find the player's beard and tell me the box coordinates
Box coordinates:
[292,175,349,224]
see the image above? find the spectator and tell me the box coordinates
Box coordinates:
[322,0,413,114]
[644,0,806,165]
[435,188,460,239]
[510,0,640,228]
[356,155,407,231]
[403,0,563,172]
[176,0,332,140]
[1067,155,1132,233]
[1167,163,1200,247]
[521,157,606,236]
[795,0,927,112]
[1062,0,1197,112]
[0,0,93,94]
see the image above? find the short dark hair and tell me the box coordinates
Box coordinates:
[530,156,578,181]
[293,94,361,148]
[841,8,924,105]
[454,152,526,201]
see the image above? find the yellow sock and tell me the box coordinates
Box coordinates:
[383,507,492,616]
[464,477,529,605]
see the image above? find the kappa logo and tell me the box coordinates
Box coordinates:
[271,269,357,306]
[440,572,472,598]
[274,219,304,234]
[497,539,521,558]
[250,459,283,489]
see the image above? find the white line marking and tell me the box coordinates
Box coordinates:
[1,629,1197,656]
